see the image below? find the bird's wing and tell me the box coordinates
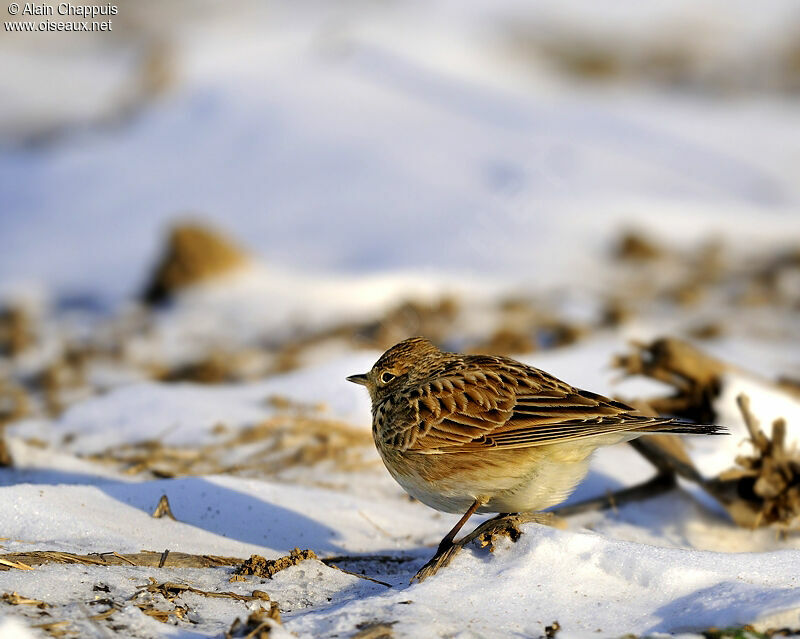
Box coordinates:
[393,359,673,453]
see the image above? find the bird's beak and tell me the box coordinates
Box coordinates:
[346,373,368,386]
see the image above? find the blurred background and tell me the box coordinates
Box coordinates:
[1,0,800,396]
[1,6,800,634]
[2,0,800,299]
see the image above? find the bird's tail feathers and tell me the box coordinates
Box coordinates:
[639,417,726,436]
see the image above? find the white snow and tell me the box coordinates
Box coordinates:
[2,0,800,637]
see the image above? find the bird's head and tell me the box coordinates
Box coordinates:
[347,336,443,402]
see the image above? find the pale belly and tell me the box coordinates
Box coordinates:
[379,440,612,515]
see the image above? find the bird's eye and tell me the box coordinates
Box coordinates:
[380,372,396,384]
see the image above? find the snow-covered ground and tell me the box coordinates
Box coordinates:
[2,1,800,637]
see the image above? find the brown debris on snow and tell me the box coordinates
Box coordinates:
[614,230,665,261]
[613,337,729,424]
[0,306,34,357]
[0,550,241,570]
[233,548,318,579]
[142,223,250,304]
[351,621,396,639]
[151,494,178,520]
[31,620,72,637]
[709,395,800,530]
[1,591,47,608]
[135,577,272,604]
[225,603,283,639]
[86,410,375,481]
[613,339,800,531]
[355,297,460,352]
[0,381,30,467]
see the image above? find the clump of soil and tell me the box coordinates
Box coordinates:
[0,305,34,356]
[142,223,249,304]
[613,230,664,261]
[233,548,317,579]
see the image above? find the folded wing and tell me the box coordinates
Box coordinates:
[389,358,704,454]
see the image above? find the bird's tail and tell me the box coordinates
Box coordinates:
[638,417,726,436]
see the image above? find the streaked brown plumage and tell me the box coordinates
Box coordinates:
[347,336,723,577]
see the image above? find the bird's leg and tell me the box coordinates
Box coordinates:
[435,498,484,554]
[411,509,560,583]
[412,498,484,583]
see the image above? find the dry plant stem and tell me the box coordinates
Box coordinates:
[134,578,271,603]
[152,494,177,520]
[628,438,704,483]
[412,512,557,583]
[0,549,392,589]
[0,550,241,570]
[737,394,768,449]
[705,392,800,530]
[551,472,676,517]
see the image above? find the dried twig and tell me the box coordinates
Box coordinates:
[0,550,241,570]
[152,494,177,520]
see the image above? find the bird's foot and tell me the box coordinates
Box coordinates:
[410,512,560,583]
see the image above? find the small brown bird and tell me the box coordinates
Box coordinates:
[347,336,723,579]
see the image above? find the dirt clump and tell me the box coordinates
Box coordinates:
[142,223,250,304]
[0,306,34,356]
[233,548,318,579]
[614,230,665,261]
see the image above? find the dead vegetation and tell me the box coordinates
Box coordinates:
[613,337,728,424]
[85,404,376,481]
[710,396,800,531]
[609,229,800,314]
[0,305,34,357]
[503,22,800,94]
[142,223,250,304]
[0,227,796,448]
[2,592,47,608]
[411,512,563,583]
[0,550,241,571]
[701,625,800,639]
[0,380,29,466]
[151,494,178,520]
[135,577,272,604]
[355,297,460,352]
[351,621,396,639]
[233,548,318,579]
[0,567,280,637]
[225,604,283,638]
[614,337,800,532]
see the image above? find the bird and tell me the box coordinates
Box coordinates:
[347,336,724,581]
